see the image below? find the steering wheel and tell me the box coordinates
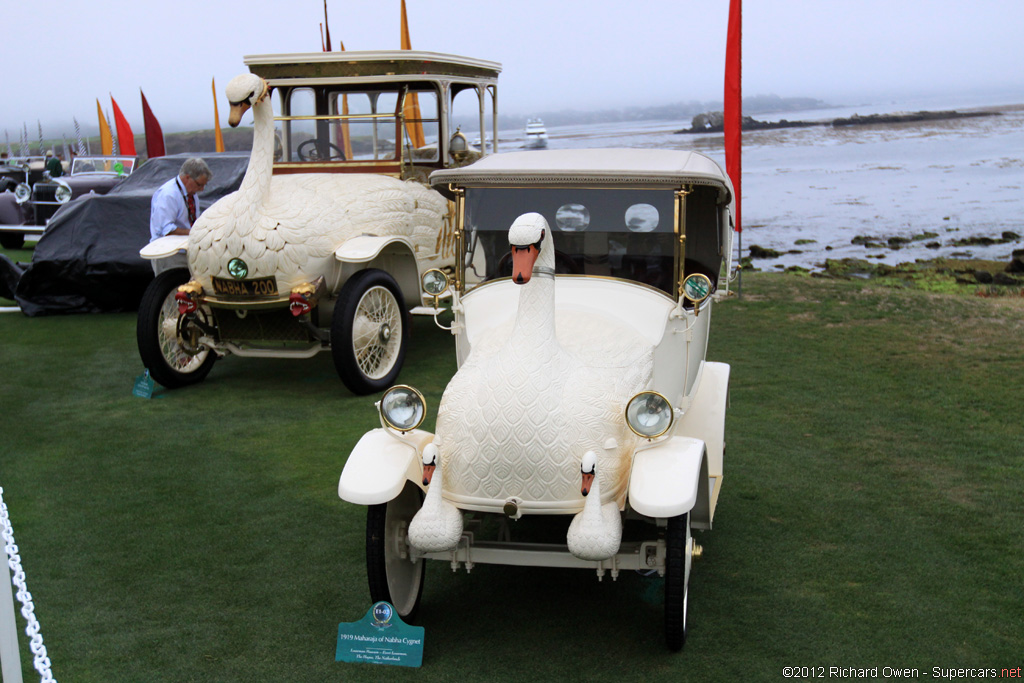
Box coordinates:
[297,139,345,161]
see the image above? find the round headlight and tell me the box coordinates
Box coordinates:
[625,391,674,439]
[379,385,426,432]
[14,183,31,204]
[55,181,73,204]
[421,268,450,297]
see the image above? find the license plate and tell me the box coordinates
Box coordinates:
[211,276,279,297]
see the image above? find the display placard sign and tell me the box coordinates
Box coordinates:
[132,370,155,399]
[336,602,424,668]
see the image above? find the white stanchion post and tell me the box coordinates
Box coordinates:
[1,524,24,683]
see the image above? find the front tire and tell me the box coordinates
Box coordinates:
[665,512,692,651]
[331,269,409,395]
[137,269,216,389]
[366,483,425,621]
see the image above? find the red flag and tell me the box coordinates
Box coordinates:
[724,0,742,232]
[110,95,136,156]
[141,90,165,159]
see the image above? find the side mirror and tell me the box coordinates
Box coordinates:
[421,269,452,331]
[681,273,713,316]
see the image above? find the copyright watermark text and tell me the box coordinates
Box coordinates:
[781,666,1021,679]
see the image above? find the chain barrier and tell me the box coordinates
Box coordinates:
[0,487,56,682]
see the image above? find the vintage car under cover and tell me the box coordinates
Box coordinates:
[0,155,137,249]
[5,152,248,315]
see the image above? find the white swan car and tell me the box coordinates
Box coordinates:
[137,51,501,394]
[339,149,735,649]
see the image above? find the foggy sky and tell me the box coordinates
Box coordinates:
[3,0,1023,140]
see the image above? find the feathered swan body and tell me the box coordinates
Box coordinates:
[187,72,449,293]
[566,450,623,560]
[433,212,652,511]
[408,440,463,552]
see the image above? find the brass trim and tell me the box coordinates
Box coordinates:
[675,186,692,298]
[379,385,427,433]
[452,186,466,292]
[275,112,401,122]
[624,390,675,439]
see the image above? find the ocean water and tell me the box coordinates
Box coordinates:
[499,95,1024,270]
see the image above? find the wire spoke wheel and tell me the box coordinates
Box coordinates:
[332,269,409,395]
[137,269,217,389]
[352,286,402,379]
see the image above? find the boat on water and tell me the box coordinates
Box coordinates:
[523,118,548,149]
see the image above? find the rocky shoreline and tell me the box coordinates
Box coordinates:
[740,236,1024,290]
[677,108,1000,134]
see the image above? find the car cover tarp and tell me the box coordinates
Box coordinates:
[12,152,249,316]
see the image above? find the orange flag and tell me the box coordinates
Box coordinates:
[96,99,113,155]
[400,0,425,149]
[213,78,225,153]
[110,96,136,155]
[336,42,354,160]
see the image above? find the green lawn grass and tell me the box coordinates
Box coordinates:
[1,273,1021,681]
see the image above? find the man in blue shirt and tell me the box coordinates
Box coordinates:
[149,158,213,241]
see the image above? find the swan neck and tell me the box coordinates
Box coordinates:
[510,236,558,344]
[238,97,274,201]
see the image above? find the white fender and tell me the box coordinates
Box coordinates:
[334,234,415,263]
[627,435,709,523]
[338,428,433,505]
[140,234,189,260]
[676,361,730,480]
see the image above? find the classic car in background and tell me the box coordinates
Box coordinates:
[137,50,502,394]
[0,155,137,249]
[0,156,48,192]
[5,153,249,316]
[339,148,735,650]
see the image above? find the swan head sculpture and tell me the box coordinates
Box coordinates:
[226,73,270,128]
[421,442,440,486]
[580,450,598,497]
[508,212,549,285]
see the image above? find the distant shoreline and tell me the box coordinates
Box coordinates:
[676,107,1003,134]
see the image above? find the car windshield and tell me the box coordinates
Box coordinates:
[462,187,678,295]
[71,157,135,176]
[274,86,440,164]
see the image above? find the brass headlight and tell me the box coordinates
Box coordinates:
[421,268,450,297]
[379,385,426,433]
[625,391,674,439]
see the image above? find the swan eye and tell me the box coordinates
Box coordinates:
[625,391,674,439]
[379,385,427,433]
